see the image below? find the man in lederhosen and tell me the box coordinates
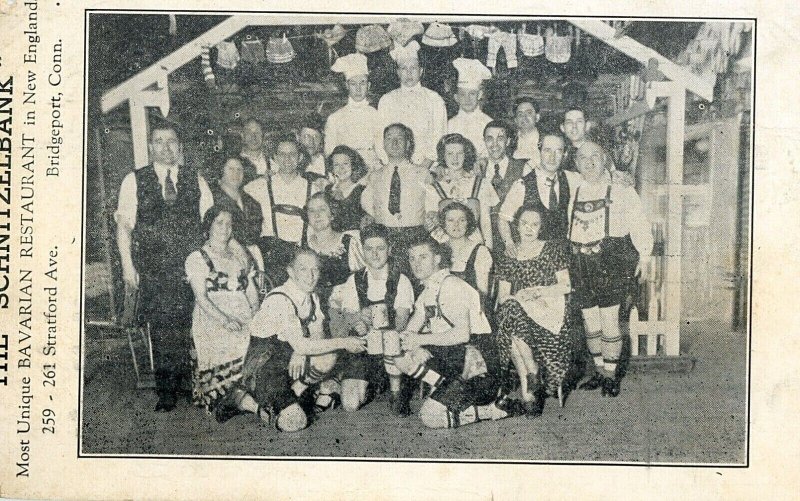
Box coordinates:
[244,248,366,431]
[244,133,321,285]
[329,223,415,414]
[568,141,653,397]
[391,237,517,428]
[115,122,213,412]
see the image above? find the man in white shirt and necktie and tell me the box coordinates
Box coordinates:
[377,40,448,170]
[115,122,213,412]
[361,123,429,278]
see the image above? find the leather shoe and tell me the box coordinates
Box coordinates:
[389,391,411,417]
[578,373,604,391]
[601,376,621,397]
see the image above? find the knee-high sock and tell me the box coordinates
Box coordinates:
[582,307,604,369]
[409,363,444,391]
[600,305,622,376]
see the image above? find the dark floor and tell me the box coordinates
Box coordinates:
[80,320,747,463]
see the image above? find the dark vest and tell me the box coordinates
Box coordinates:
[209,182,264,246]
[354,268,400,327]
[521,169,571,241]
[490,158,528,251]
[132,164,202,277]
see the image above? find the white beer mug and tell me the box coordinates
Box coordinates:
[382,330,401,357]
[366,329,384,355]
[371,303,389,329]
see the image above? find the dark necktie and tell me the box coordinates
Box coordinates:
[491,163,503,192]
[546,177,557,210]
[164,169,177,203]
[388,165,401,215]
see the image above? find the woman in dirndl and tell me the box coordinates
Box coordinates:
[441,201,493,308]
[494,206,575,417]
[304,191,365,314]
[323,145,370,232]
[425,133,500,248]
[184,206,262,422]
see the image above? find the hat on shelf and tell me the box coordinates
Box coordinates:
[388,18,424,47]
[355,24,392,54]
[453,57,492,89]
[331,52,369,80]
[422,22,457,47]
[389,40,421,63]
[265,34,296,64]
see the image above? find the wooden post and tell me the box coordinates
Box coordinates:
[128,98,149,168]
[655,81,685,357]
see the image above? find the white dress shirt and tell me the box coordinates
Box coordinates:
[513,128,541,167]
[360,160,429,227]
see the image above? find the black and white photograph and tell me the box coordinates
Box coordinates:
[80,12,754,463]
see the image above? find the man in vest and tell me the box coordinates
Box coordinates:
[330,224,416,414]
[498,132,577,255]
[482,120,531,256]
[115,122,213,412]
[391,237,519,428]
[244,133,321,285]
[245,248,366,431]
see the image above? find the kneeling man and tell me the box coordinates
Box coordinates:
[393,237,516,428]
[331,223,416,413]
[243,248,365,432]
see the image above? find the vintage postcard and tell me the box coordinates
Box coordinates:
[0,1,795,499]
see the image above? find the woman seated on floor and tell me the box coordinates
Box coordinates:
[494,206,576,417]
[184,206,263,422]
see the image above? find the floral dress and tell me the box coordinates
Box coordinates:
[494,239,576,396]
[185,246,255,412]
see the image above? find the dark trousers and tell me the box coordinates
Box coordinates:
[151,326,192,401]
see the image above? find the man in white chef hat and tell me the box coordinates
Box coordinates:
[325,53,382,170]
[377,40,448,169]
[447,58,493,160]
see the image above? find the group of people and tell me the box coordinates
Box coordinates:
[114,43,653,433]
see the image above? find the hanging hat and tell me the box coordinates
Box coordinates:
[331,53,369,81]
[388,18,424,47]
[422,22,457,47]
[544,27,571,64]
[453,58,491,89]
[389,40,421,63]
[265,34,296,64]
[355,24,392,54]
[518,33,545,58]
[319,24,347,47]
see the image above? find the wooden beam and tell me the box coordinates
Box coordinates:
[570,19,715,101]
[101,16,248,114]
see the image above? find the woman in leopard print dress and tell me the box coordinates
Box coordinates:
[494,207,576,416]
